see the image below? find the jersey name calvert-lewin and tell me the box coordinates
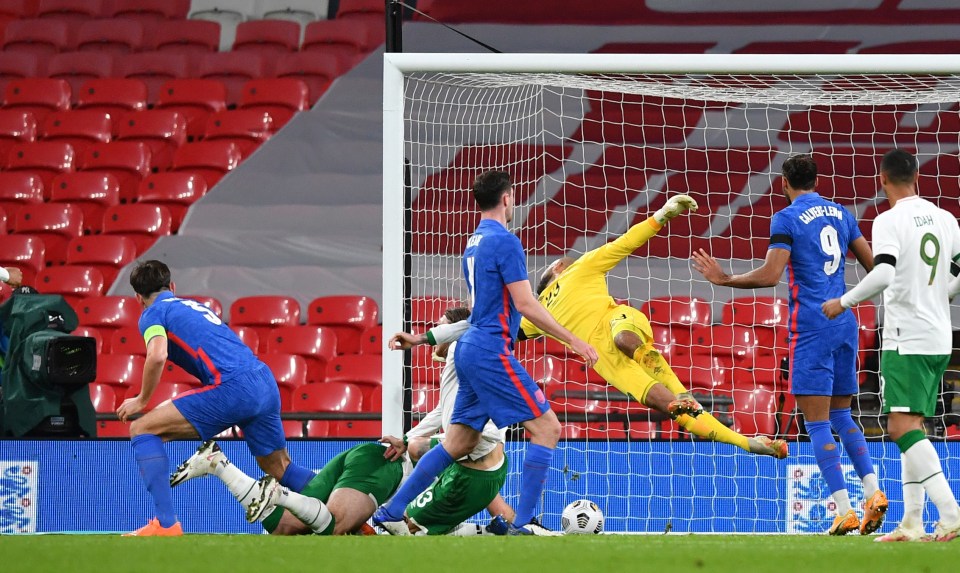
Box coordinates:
[798,204,845,225]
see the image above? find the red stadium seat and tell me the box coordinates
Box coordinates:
[49,172,120,234]
[117,52,189,103]
[45,52,115,105]
[232,20,299,56]
[203,110,273,159]
[0,52,42,97]
[101,204,173,255]
[3,79,71,124]
[304,420,330,437]
[97,354,144,392]
[0,172,43,215]
[189,0,253,51]
[137,173,207,232]
[89,382,117,413]
[721,296,788,349]
[197,52,266,106]
[110,0,190,22]
[75,294,139,333]
[238,78,308,128]
[77,141,152,203]
[259,0,324,23]
[96,420,128,437]
[229,295,301,351]
[670,354,733,397]
[126,382,194,411]
[155,79,227,141]
[12,202,82,264]
[274,53,340,104]
[109,326,144,355]
[640,296,712,346]
[36,0,104,20]
[359,325,381,355]
[0,1,39,18]
[329,420,380,439]
[116,109,187,171]
[75,79,148,119]
[410,296,461,329]
[36,265,104,308]
[648,325,682,362]
[324,354,382,403]
[411,384,439,416]
[5,141,75,190]
[76,19,143,55]
[39,110,112,155]
[732,387,778,437]
[336,0,385,22]
[259,352,308,410]
[0,110,37,164]
[171,141,242,187]
[302,20,380,69]
[306,295,379,354]
[153,19,220,55]
[64,235,136,286]
[231,324,260,353]
[0,234,44,285]
[291,382,364,413]
[280,420,304,438]
[72,325,103,353]
[179,294,223,317]
[265,325,337,384]
[160,362,199,386]
[2,19,71,55]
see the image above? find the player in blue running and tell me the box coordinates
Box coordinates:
[116,260,316,536]
[692,154,887,536]
[374,170,598,534]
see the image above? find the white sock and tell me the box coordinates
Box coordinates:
[905,439,960,524]
[832,489,852,514]
[447,522,491,536]
[861,473,879,499]
[213,461,260,510]
[279,489,333,534]
[900,452,925,531]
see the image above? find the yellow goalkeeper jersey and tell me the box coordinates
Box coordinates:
[520,217,663,341]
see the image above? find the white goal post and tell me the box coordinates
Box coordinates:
[382,53,960,533]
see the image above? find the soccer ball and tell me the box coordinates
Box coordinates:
[561,499,604,534]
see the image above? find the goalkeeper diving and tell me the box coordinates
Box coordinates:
[525,194,787,458]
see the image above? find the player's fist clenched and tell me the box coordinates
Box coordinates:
[654,194,698,224]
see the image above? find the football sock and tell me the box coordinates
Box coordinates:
[381,445,454,519]
[212,460,260,509]
[676,411,750,451]
[829,408,878,497]
[279,489,335,535]
[279,462,315,493]
[514,443,554,526]
[899,431,960,524]
[899,451,925,530]
[132,434,178,528]
[807,420,851,513]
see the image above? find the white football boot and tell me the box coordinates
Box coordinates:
[170,440,225,487]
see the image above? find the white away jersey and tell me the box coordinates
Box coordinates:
[872,196,960,354]
[405,340,505,460]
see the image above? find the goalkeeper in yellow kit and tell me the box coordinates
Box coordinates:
[521,194,788,458]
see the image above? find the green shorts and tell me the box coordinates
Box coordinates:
[262,443,404,533]
[880,350,950,417]
[405,460,508,535]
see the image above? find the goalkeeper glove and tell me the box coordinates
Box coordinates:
[653,194,698,225]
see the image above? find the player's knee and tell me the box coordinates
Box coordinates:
[614,331,641,357]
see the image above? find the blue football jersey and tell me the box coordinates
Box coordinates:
[769,193,861,332]
[460,219,529,354]
[138,291,261,385]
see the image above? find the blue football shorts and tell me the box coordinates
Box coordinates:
[788,320,859,397]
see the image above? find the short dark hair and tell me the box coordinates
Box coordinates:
[130,260,172,297]
[473,170,512,211]
[443,306,470,324]
[881,148,918,185]
[536,268,555,296]
[781,154,817,190]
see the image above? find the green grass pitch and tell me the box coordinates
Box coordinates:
[0,534,955,573]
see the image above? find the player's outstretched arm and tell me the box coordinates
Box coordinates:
[507,280,598,368]
[692,247,789,289]
[822,260,895,319]
[653,194,699,225]
[388,321,470,350]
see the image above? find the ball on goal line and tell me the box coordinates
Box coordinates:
[561,499,604,535]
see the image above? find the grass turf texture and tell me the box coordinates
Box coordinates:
[0,534,954,573]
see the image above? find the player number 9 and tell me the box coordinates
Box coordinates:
[920,232,940,286]
[819,226,842,276]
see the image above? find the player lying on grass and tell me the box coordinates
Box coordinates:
[523,194,786,458]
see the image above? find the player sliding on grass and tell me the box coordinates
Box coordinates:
[823,149,960,543]
[693,154,886,536]
[525,193,788,459]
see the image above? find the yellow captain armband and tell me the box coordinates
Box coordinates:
[142,325,167,344]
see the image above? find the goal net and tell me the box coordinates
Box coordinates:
[382,54,960,534]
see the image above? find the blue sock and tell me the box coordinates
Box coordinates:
[829,408,875,480]
[807,420,846,495]
[131,434,177,528]
[279,462,315,492]
[514,444,554,526]
[381,445,454,519]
